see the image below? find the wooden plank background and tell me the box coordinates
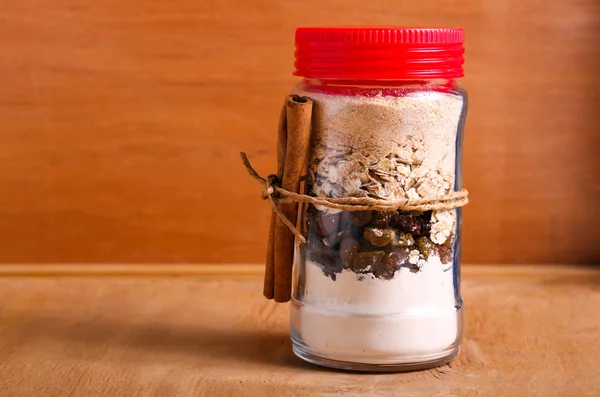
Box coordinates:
[0,0,598,264]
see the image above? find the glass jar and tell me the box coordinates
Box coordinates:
[289,28,468,371]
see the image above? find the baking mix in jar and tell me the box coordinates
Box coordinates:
[288,27,468,371]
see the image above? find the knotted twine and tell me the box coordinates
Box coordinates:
[240,152,468,244]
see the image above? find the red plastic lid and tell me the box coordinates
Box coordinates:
[294,27,465,79]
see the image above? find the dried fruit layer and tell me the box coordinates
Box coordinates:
[306,207,454,280]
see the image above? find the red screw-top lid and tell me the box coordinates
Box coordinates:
[294,27,465,79]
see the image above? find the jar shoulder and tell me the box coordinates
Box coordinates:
[293,79,467,99]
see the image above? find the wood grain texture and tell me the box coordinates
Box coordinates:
[0,266,599,396]
[0,0,599,264]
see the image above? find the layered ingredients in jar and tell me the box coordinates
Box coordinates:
[291,86,465,364]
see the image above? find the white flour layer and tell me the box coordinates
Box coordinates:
[292,257,458,362]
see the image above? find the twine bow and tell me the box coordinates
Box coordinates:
[241,153,307,243]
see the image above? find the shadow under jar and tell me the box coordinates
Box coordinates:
[289,27,468,371]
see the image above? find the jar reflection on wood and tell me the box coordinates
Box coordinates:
[290,27,468,371]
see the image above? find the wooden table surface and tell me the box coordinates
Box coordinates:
[1,265,599,396]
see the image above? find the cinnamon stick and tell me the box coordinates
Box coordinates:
[263,101,289,299]
[273,95,313,302]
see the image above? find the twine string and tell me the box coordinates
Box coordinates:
[240,152,468,243]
